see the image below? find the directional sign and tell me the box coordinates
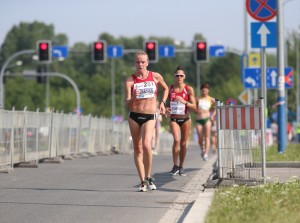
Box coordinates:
[266,67,293,89]
[246,0,276,22]
[107,45,123,58]
[243,67,293,89]
[159,45,175,58]
[243,68,261,88]
[251,22,277,48]
[209,45,225,57]
[52,46,68,59]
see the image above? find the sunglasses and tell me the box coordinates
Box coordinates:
[175,74,185,78]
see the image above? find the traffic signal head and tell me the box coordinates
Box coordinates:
[144,40,158,63]
[194,41,208,63]
[37,40,52,63]
[92,41,106,63]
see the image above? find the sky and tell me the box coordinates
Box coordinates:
[1,0,300,52]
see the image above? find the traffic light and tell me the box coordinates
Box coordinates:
[37,40,52,63]
[194,41,208,63]
[92,41,107,63]
[144,40,158,63]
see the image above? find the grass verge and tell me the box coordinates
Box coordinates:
[205,177,300,223]
[205,144,300,223]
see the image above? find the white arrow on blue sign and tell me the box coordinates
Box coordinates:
[251,22,277,48]
[209,45,225,57]
[107,45,123,58]
[243,67,293,89]
[159,45,175,58]
[52,46,68,58]
[243,68,260,88]
[266,67,293,89]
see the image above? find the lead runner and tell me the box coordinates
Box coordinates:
[125,51,168,192]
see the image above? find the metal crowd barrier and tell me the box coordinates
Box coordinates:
[0,108,174,172]
[216,98,266,183]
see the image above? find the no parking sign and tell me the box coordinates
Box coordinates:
[246,0,276,22]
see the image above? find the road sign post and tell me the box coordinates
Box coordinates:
[276,0,286,153]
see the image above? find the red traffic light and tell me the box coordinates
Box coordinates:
[144,40,158,63]
[197,42,206,49]
[194,41,208,63]
[39,42,49,50]
[95,42,103,50]
[146,42,155,50]
[37,40,51,63]
[92,41,106,63]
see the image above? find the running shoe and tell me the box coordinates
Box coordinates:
[138,181,147,192]
[145,177,157,191]
[179,167,186,176]
[203,154,209,161]
[169,165,179,175]
[201,149,205,159]
[152,150,158,156]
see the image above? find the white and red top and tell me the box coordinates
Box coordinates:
[168,84,189,116]
[131,71,157,99]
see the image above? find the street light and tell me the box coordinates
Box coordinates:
[0,49,35,108]
[6,60,23,70]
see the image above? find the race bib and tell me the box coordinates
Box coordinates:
[134,82,156,99]
[170,101,185,115]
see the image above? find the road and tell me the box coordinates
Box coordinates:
[0,142,213,223]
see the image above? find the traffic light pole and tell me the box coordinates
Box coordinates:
[196,63,201,97]
[0,49,35,109]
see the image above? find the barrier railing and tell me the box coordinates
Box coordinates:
[0,108,174,171]
[216,98,266,183]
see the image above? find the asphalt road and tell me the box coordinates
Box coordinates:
[0,142,210,223]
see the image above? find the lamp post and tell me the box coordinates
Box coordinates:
[0,49,35,108]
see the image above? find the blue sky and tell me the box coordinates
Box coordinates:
[1,0,299,51]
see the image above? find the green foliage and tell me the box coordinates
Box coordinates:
[266,144,300,161]
[1,21,299,123]
[206,177,300,223]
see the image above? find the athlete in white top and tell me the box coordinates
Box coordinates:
[195,83,215,161]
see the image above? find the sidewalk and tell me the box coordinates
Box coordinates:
[182,161,300,223]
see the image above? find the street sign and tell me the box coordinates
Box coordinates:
[239,90,249,105]
[107,45,123,58]
[52,46,68,59]
[209,45,225,57]
[159,45,175,58]
[249,53,260,67]
[251,22,277,48]
[266,67,293,89]
[226,98,237,105]
[243,68,260,88]
[246,0,276,22]
[243,67,293,89]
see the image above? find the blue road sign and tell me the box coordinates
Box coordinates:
[266,67,293,89]
[52,46,68,59]
[159,45,175,58]
[209,45,225,57]
[243,68,260,89]
[251,22,277,48]
[244,67,293,89]
[107,45,123,58]
[246,0,276,22]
